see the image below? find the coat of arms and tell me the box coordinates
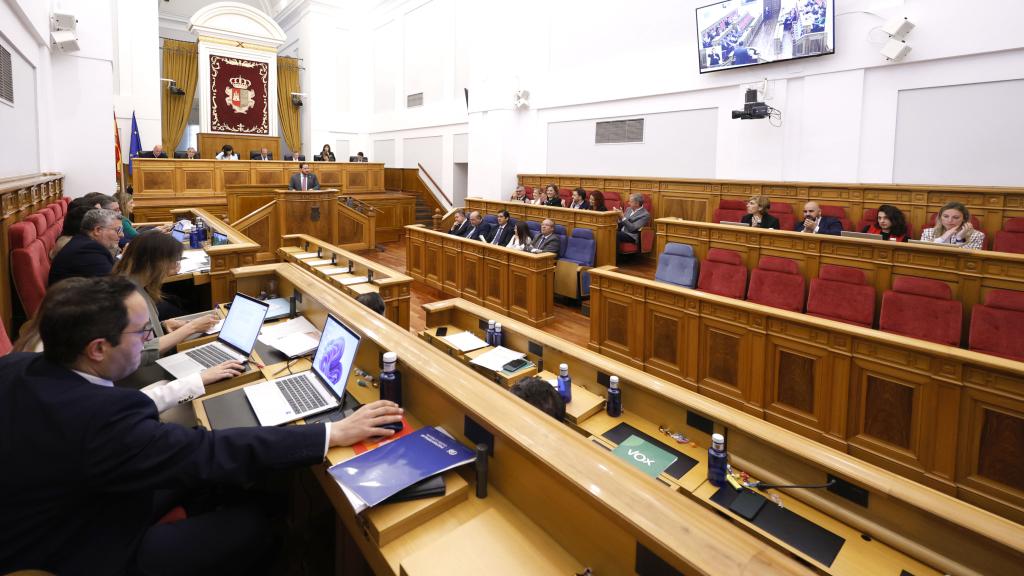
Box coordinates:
[224,75,255,113]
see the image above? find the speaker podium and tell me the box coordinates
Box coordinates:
[274,188,377,250]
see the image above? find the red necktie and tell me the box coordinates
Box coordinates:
[302,175,307,191]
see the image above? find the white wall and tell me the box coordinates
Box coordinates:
[0,30,40,176]
[114,0,160,159]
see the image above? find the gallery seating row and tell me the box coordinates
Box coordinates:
[9,196,71,319]
[655,243,1024,360]
[517,173,1024,255]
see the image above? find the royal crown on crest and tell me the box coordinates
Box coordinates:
[229,76,252,90]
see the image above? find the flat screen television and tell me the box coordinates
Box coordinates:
[696,0,834,73]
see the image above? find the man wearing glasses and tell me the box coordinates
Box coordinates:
[0,277,403,574]
[49,208,123,286]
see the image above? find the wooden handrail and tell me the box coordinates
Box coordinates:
[417,162,452,206]
[230,200,276,229]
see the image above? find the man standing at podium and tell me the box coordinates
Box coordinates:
[288,162,320,191]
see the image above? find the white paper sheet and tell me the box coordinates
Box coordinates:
[316,266,351,276]
[338,276,369,286]
[204,319,224,335]
[304,259,334,267]
[258,317,321,358]
[181,249,208,260]
[292,252,320,259]
[441,331,489,352]
[469,346,526,371]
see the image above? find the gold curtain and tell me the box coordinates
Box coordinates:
[277,57,302,155]
[160,39,198,154]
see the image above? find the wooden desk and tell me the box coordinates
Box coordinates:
[421,297,1024,576]
[405,225,555,327]
[1,172,64,332]
[462,198,622,267]
[169,207,260,304]
[278,233,412,329]
[585,263,1024,524]
[212,262,812,576]
[655,216,1024,340]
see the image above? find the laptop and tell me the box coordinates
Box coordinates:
[171,221,187,243]
[720,221,751,226]
[841,231,882,241]
[244,314,361,427]
[157,293,270,379]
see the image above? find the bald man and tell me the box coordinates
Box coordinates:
[795,201,843,235]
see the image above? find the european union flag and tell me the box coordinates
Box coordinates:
[127,111,142,175]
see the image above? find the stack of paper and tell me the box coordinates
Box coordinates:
[337,276,369,286]
[316,266,351,276]
[469,346,526,371]
[178,250,210,274]
[304,258,334,267]
[258,316,321,357]
[441,331,489,352]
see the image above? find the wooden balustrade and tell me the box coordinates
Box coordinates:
[170,207,260,303]
[586,264,1024,523]
[405,225,555,327]
[1,173,65,332]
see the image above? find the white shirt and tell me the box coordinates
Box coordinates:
[73,369,331,456]
[215,152,239,160]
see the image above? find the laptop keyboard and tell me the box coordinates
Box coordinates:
[276,375,328,414]
[185,345,236,368]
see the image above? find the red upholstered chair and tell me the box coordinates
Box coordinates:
[879,277,962,347]
[10,221,51,318]
[993,218,1024,254]
[617,195,654,255]
[968,289,1024,361]
[0,319,12,357]
[926,211,983,231]
[697,248,748,300]
[806,265,875,328]
[523,186,534,200]
[713,199,747,223]
[558,187,573,206]
[604,193,623,211]
[25,214,52,253]
[746,255,805,312]
[50,201,65,218]
[819,205,852,232]
[767,203,795,231]
[859,208,878,232]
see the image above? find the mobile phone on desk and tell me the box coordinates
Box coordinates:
[435,326,448,337]
[503,358,530,372]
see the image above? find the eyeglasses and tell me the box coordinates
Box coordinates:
[104,225,124,235]
[123,324,155,342]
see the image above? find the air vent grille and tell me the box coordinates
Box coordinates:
[0,44,13,104]
[596,118,643,144]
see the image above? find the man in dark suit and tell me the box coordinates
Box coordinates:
[448,209,470,236]
[0,276,402,575]
[616,193,651,244]
[530,219,561,254]
[49,208,121,285]
[462,210,490,241]
[254,147,273,160]
[138,144,168,159]
[288,163,320,190]
[486,210,514,246]
[795,201,843,235]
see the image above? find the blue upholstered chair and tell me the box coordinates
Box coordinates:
[655,243,699,289]
[555,228,597,301]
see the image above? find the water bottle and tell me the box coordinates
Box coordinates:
[556,363,572,404]
[485,320,496,346]
[379,352,402,405]
[196,216,207,242]
[493,323,503,348]
[188,228,201,249]
[606,375,622,417]
[707,433,728,487]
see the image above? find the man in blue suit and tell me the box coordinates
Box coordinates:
[0,276,402,575]
[795,201,844,235]
[461,210,491,241]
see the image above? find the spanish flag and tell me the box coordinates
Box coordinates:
[114,111,122,182]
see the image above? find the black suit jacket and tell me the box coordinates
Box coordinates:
[462,222,491,241]
[485,223,515,246]
[137,151,168,159]
[741,212,781,229]
[288,172,321,190]
[0,353,326,574]
[448,220,469,236]
[795,215,843,235]
[48,234,115,286]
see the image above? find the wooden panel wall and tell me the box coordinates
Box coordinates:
[519,173,1024,241]
[654,217,1024,345]
[386,167,447,216]
[195,132,279,160]
[1,173,64,333]
[406,225,555,326]
[587,266,1024,522]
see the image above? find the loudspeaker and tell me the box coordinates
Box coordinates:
[881,17,915,40]
[50,11,79,53]
[881,38,911,61]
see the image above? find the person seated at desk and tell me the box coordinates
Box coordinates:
[448,208,470,236]
[862,204,909,242]
[530,219,560,254]
[486,210,515,246]
[567,187,590,210]
[462,210,489,241]
[510,185,529,203]
[317,144,336,162]
[510,376,566,421]
[49,208,121,286]
[254,147,273,160]
[0,276,403,575]
[589,190,608,212]
[796,201,843,235]
[184,146,199,159]
[741,195,780,229]
[214,144,238,160]
[289,162,320,191]
[356,292,386,315]
[137,144,168,159]
[542,183,564,207]
[52,193,119,258]
[615,193,651,244]
[354,151,367,162]
[507,220,533,251]
[921,201,985,250]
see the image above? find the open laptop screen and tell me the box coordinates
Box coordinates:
[312,314,361,399]
[219,293,270,354]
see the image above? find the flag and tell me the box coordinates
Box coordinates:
[127,111,142,175]
[113,111,122,182]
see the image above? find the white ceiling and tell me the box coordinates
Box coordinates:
[158,0,281,21]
